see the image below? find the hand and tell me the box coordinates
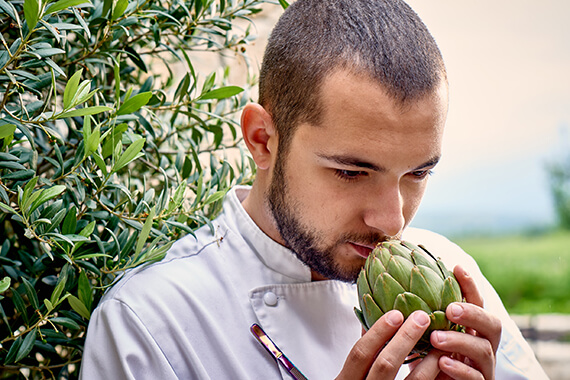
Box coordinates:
[336,310,439,380]
[428,265,502,379]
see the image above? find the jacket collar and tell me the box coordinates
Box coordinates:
[222,186,312,282]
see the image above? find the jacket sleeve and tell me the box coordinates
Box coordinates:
[475,269,550,380]
[79,299,178,380]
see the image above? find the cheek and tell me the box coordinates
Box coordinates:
[402,181,428,220]
[293,180,354,228]
[308,191,345,224]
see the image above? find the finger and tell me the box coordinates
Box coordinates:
[368,311,431,378]
[439,355,487,380]
[435,370,455,380]
[337,310,404,379]
[406,354,422,373]
[445,302,502,354]
[454,266,483,308]
[405,350,444,379]
[431,331,495,380]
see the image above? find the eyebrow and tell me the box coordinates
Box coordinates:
[316,153,441,172]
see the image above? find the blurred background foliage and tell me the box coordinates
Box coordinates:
[456,232,570,315]
[0,0,284,377]
[452,161,570,316]
[452,158,570,316]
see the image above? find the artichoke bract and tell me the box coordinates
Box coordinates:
[354,240,464,356]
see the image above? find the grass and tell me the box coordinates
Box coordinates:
[454,230,570,315]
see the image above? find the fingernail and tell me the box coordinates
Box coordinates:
[450,303,463,318]
[440,355,455,368]
[386,310,403,326]
[433,330,446,343]
[412,311,430,327]
[455,265,469,278]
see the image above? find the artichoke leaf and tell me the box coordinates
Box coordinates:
[357,270,372,303]
[410,265,445,310]
[378,246,392,268]
[367,256,385,287]
[386,254,415,291]
[429,310,450,331]
[354,307,368,330]
[436,259,454,278]
[385,241,412,261]
[410,250,441,275]
[393,292,432,318]
[362,293,384,328]
[440,276,462,307]
[401,240,423,253]
[372,272,405,312]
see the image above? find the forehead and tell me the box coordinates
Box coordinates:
[289,70,448,166]
[316,69,449,129]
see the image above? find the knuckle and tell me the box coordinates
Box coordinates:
[400,326,419,344]
[347,342,369,363]
[492,317,502,335]
[482,340,494,358]
[372,354,398,374]
[407,369,432,380]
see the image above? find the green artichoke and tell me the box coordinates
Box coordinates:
[354,240,464,356]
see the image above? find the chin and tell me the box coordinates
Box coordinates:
[334,258,366,283]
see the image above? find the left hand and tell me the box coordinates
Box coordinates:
[409,265,502,379]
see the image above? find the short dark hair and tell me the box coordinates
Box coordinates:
[258,0,446,152]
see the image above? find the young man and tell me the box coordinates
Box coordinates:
[81,1,547,378]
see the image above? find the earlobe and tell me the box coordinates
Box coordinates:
[240,103,276,170]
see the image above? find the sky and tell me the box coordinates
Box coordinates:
[208,1,570,237]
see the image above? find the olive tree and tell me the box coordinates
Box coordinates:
[0,0,286,377]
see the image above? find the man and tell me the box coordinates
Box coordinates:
[81,0,548,379]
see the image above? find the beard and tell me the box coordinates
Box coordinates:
[266,149,384,283]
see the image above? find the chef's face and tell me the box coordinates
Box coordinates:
[267,70,448,282]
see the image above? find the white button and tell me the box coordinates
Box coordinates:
[263,292,278,306]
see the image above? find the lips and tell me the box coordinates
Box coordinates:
[349,242,375,259]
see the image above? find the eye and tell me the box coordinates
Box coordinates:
[409,169,433,180]
[335,169,367,182]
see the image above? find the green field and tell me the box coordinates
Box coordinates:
[455,231,570,314]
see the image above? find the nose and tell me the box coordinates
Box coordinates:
[362,182,406,238]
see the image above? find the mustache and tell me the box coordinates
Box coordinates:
[340,232,397,247]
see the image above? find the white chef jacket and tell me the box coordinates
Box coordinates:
[80,186,548,379]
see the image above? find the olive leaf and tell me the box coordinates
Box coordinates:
[63,69,83,109]
[0,277,11,293]
[56,106,112,119]
[197,86,243,101]
[0,124,16,139]
[45,0,91,14]
[23,0,40,33]
[112,137,145,172]
[117,92,152,115]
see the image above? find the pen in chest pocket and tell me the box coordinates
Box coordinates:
[250,323,309,380]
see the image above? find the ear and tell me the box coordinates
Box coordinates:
[240,103,277,170]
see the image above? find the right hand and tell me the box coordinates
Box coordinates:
[336,309,440,379]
